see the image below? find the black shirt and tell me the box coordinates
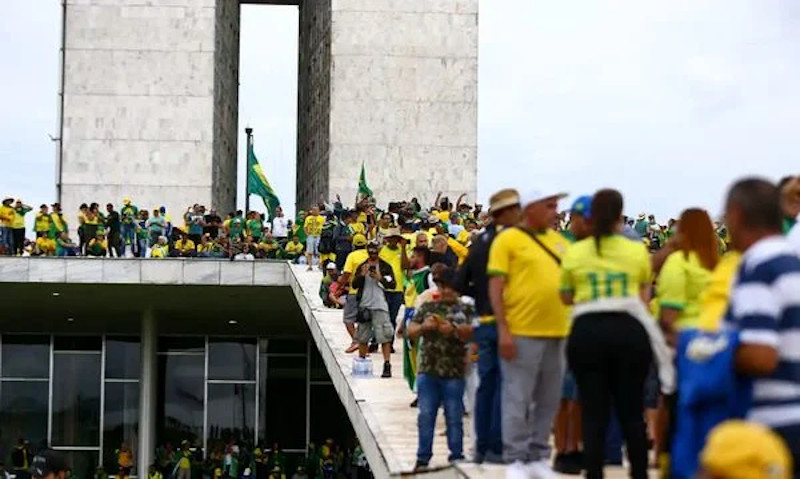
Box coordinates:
[203,214,222,238]
[105,211,121,234]
[455,224,497,317]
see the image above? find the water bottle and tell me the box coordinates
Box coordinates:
[351,357,363,377]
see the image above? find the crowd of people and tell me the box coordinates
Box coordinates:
[312,177,800,479]
[3,175,800,479]
[0,199,308,260]
[5,438,368,479]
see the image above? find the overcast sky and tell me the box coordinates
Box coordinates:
[2,1,799,225]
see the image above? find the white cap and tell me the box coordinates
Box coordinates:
[521,189,568,208]
[326,262,337,270]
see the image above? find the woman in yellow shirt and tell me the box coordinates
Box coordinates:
[560,189,654,479]
[657,208,719,345]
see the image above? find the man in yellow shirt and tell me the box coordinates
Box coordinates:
[340,234,369,353]
[34,204,51,238]
[284,234,304,262]
[488,188,570,472]
[304,206,325,271]
[379,228,409,336]
[11,199,32,256]
[0,198,15,256]
[170,231,196,257]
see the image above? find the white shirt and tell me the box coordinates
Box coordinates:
[272,216,288,238]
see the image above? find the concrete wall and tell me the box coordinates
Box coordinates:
[60,0,238,227]
[326,0,479,208]
[296,0,332,209]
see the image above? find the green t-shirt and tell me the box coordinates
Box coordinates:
[247,219,264,239]
[229,216,245,238]
[121,205,139,225]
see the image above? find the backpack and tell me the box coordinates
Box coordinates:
[318,223,335,254]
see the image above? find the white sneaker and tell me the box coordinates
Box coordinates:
[505,460,531,479]
[526,460,557,479]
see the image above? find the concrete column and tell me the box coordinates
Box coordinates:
[138,309,158,475]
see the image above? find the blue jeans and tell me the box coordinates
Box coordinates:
[385,291,404,329]
[137,238,148,257]
[417,374,465,463]
[0,226,13,255]
[121,223,136,255]
[474,323,503,457]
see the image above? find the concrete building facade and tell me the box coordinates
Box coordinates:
[58,0,477,221]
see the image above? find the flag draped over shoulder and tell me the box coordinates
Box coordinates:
[247,148,280,217]
[358,162,373,198]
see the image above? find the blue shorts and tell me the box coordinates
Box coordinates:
[306,235,320,255]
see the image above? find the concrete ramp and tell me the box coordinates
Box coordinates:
[287,265,481,477]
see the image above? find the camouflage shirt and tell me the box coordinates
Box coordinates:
[412,296,474,378]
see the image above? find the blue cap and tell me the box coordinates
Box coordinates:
[570,196,592,219]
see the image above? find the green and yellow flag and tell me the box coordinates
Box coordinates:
[247,147,280,218]
[358,162,373,198]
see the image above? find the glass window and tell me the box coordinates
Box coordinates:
[309,347,330,382]
[262,339,307,355]
[102,382,139,473]
[158,337,204,353]
[263,356,306,450]
[207,384,255,446]
[208,339,256,381]
[0,380,49,455]
[156,355,204,446]
[106,337,140,380]
[61,450,99,479]
[2,335,50,378]
[54,336,101,352]
[309,385,356,447]
[52,354,101,446]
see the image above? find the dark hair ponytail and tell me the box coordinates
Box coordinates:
[591,189,624,256]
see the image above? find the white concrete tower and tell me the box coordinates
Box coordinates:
[58,0,478,219]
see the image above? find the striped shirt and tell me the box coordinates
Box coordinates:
[724,235,800,450]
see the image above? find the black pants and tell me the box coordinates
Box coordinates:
[107,231,122,257]
[12,228,25,255]
[567,311,652,479]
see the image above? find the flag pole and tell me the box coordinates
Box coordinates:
[245,127,253,214]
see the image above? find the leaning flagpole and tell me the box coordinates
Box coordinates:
[245,127,253,214]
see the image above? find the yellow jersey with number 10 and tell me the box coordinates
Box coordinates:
[561,235,651,304]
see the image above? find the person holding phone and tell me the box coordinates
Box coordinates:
[351,241,397,378]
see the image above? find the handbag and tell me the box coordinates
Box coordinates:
[355,307,372,324]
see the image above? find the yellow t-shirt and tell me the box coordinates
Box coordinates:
[84,214,100,226]
[343,248,369,292]
[35,213,51,233]
[657,251,713,330]
[150,246,168,258]
[36,236,55,254]
[561,235,651,303]
[0,205,15,227]
[447,237,469,265]
[697,252,741,331]
[457,229,471,245]
[285,241,304,255]
[175,239,195,252]
[304,215,325,237]
[379,245,404,293]
[12,209,27,229]
[488,228,570,337]
[437,211,451,223]
[351,222,367,237]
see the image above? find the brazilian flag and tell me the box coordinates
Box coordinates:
[247,146,280,218]
[358,162,373,198]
